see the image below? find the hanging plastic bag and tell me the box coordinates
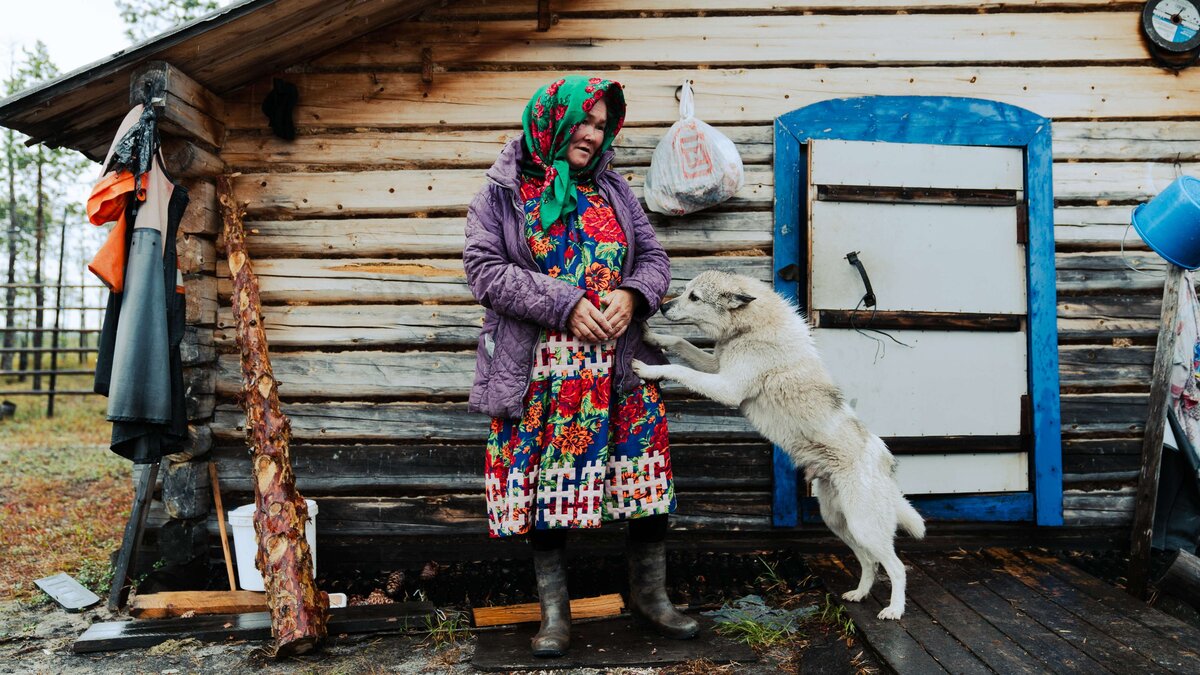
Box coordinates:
[644,80,744,216]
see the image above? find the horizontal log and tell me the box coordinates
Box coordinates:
[162,138,226,179]
[314,14,1147,69]
[184,275,218,326]
[237,211,772,259]
[211,399,758,442]
[229,168,771,218]
[1063,509,1132,527]
[1052,122,1200,162]
[223,68,1200,130]
[181,325,216,366]
[226,162,1187,220]
[213,304,710,349]
[214,255,771,304]
[1062,490,1135,511]
[1058,293,1162,342]
[1060,393,1146,436]
[1058,345,1152,392]
[178,179,220,237]
[1054,206,1147,251]
[211,441,773,495]
[165,424,214,463]
[177,232,217,275]
[220,126,773,169]
[130,62,226,149]
[1055,252,1169,294]
[426,0,1127,17]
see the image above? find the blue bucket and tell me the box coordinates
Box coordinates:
[1132,175,1200,270]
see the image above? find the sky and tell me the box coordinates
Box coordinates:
[0,2,130,83]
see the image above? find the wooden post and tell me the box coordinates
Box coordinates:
[217,175,328,656]
[1128,264,1186,599]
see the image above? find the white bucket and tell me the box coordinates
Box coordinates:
[227,500,318,592]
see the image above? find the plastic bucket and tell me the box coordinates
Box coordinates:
[1132,175,1200,269]
[227,500,318,592]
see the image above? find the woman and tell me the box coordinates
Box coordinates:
[463,76,698,657]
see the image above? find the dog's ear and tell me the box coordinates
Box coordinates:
[725,292,756,309]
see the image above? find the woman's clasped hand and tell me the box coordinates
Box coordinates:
[568,289,639,342]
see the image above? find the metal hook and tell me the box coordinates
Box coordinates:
[674,80,695,102]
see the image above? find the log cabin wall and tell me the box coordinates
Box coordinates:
[181,0,1198,569]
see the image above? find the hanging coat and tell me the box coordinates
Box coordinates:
[88,104,189,464]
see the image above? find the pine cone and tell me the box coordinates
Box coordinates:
[348,594,368,607]
[420,561,440,583]
[385,570,406,597]
[366,589,393,605]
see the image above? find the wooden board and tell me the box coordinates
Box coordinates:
[221,68,1200,131]
[810,140,1025,191]
[429,0,1129,16]
[895,452,1030,494]
[813,328,1027,437]
[810,201,1026,314]
[473,594,624,627]
[129,591,266,619]
[73,602,436,654]
[313,14,1149,68]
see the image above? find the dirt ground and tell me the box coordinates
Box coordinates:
[0,596,873,674]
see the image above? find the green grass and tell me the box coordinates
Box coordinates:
[0,371,129,602]
[422,609,470,650]
[714,617,796,649]
[816,593,857,638]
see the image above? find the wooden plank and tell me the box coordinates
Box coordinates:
[1060,394,1147,436]
[74,603,436,654]
[1058,294,1162,342]
[813,310,1022,332]
[220,126,773,168]
[211,400,757,443]
[108,463,159,611]
[895,452,1029,495]
[813,328,1027,437]
[162,137,226,178]
[214,255,771,305]
[805,554,950,675]
[909,554,1111,674]
[184,275,218,326]
[222,68,1200,130]
[211,441,772,495]
[1053,122,1200,162]
[810,201,1025,314]
[858,562,994,675]
[427,0,1129,16]
[472,594,624,627]
[129,591,267,619]
[215,304,486,349]
[1129,264,1184,598]
[994,549,1200,673]
[1058,345,1152,392]
[235,211,771,259]
[225,162,1196,219]
[313,14,1148,68]
[178,179,220,237]
[810,140,1024,191]
[1054,206,1146,251]
[1056,252,1168,294]
[229,168,772,218]
[955,550,1167,675]
[900,556,1046,674]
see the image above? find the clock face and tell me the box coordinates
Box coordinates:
[1145,0,1200,52]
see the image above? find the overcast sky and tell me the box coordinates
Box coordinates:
[0,3,129,82]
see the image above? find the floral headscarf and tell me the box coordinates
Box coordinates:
[521,75,626,231]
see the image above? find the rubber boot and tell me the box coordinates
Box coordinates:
[531,548,571,657]
[626,540,699,639]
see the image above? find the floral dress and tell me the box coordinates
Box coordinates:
[484,176,677,537]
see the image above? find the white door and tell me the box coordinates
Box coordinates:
[807,139,1030,495]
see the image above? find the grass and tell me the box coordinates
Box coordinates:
[714,616,796,649]
[422,608,470,650]
[817,593,857,639]
[0,372,129,602]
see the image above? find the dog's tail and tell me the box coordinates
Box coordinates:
[896,495,926,539]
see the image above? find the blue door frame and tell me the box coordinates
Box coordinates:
[772,96,1063,527]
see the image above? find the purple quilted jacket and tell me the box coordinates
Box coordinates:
[463,135,672,419]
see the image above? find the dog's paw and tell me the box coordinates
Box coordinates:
[841,589,870,603]
[632,359,664,381]
[642,328,679,351]
[876,605,904,621]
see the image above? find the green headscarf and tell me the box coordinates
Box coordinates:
[521,76,626,231]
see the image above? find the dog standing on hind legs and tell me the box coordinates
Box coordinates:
[631,270,925,620]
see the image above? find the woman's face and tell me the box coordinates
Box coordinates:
[565,98,608,170]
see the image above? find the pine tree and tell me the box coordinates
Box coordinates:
[115,0,221,43]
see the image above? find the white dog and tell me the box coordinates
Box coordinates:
[632,270,925,620]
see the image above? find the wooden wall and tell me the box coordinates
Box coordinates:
[179,0,1200,567]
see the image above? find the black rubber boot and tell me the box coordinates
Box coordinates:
[626,540,699,639]
[531,549,571,657]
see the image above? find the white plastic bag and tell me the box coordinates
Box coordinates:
[643,81,744,216]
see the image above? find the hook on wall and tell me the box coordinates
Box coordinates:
[674,79,695,103]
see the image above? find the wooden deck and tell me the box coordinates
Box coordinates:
[807,549,1200,674]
